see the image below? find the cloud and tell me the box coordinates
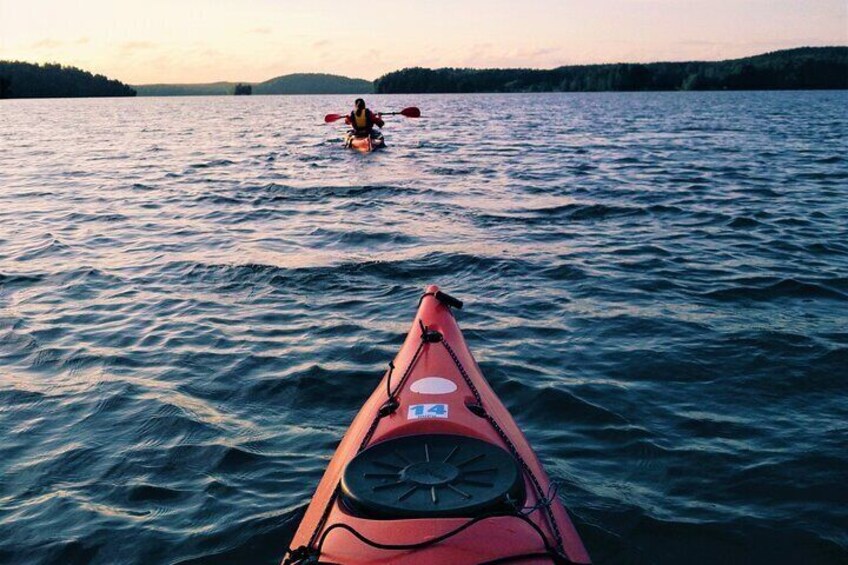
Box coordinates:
[251,27,272,34]
[31,39,65,49]
[451,44,568,69]
[120,41,156,52]
[527,47,560,58]
[313,39,331,49]
[197,47,223,58]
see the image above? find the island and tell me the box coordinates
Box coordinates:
[233,83,252,95]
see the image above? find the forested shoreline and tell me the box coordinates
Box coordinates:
[375,47,848,93]
[3,47,846,99]
[0,61,135,98]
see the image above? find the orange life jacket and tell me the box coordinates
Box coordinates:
[350,109,373,133]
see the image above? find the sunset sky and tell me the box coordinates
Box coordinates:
[1,0,845,84]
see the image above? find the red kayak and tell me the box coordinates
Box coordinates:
[345,131,385,152]
[283,286,591,564]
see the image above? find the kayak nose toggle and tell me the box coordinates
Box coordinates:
[418,287,464,310]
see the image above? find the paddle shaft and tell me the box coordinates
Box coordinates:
[324,106,420,123]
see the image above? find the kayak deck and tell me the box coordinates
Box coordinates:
[344,131,385,152]
[283,286,590,564]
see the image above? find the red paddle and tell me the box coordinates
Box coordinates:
[324,106,421,123]
[382,107,421,117]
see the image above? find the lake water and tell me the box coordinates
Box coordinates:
[1,91,846,564]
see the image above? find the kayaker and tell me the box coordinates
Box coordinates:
[346,98,384,138]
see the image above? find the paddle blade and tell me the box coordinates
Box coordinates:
[400,106,421,118]
[324,113,345,123]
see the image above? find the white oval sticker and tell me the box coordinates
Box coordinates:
[410,377,457,395]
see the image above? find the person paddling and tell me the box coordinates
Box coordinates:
[346,98,384,138]
[324,104,419,152]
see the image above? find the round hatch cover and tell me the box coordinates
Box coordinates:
[340,434,526,518]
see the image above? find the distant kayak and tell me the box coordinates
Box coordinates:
[344,131,385,153]
[325,106,419,152]
[283,286,591,565]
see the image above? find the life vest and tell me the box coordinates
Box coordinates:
[350,109,373,133]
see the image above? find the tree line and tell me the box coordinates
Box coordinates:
[375,47,848,93]
[0,61,136,99]
[3,47,845,99]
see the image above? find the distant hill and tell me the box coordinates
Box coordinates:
[134,73,373,96]
[254,73,373,94]
[0,61,135,98]
[375,47,848,93]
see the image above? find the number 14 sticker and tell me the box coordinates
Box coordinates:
[407,404,449,419]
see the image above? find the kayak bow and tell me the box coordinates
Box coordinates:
[284,286,591,564]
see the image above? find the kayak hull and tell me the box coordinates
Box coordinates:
[284,286,590,564]
[345,131,385,152]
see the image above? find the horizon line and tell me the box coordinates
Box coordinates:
[6,44,845,87]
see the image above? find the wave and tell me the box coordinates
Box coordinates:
[165,251,542,292]
[701,277,848,301]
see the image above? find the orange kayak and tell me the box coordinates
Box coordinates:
[345,131,385,152]
[283,286,591,564]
